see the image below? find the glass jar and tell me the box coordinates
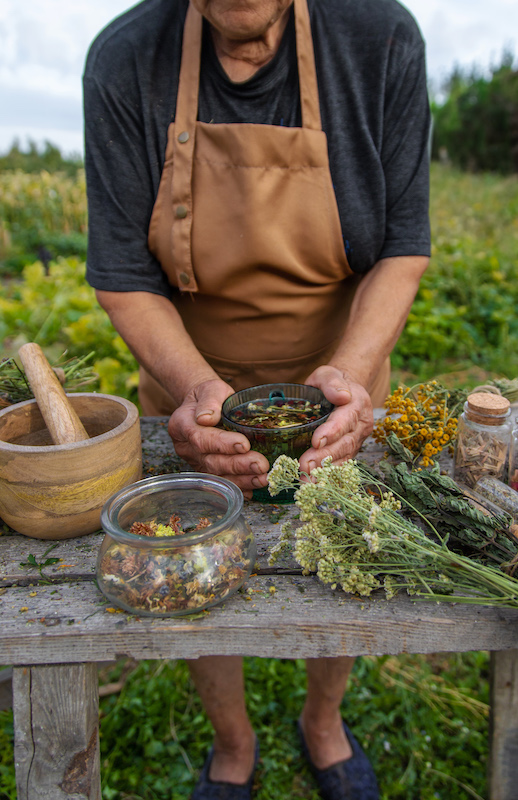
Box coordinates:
[97,473,256,617]
[509,427,518,492]
[453,392,512,488]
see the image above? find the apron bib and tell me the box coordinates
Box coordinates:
[141,0,390,414]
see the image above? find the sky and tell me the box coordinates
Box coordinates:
[0,0,517,157]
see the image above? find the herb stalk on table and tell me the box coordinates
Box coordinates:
[267,455,518,608]
[372,433,518,574]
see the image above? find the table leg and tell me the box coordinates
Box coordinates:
[489,649,518,800]
[13,663,101,799]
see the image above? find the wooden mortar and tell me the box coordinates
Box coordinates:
[0,345,142,539]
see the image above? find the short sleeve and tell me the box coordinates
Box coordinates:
[83,25,174,298]
[378,35,431,261]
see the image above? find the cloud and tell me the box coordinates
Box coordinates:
[0,0,517,155]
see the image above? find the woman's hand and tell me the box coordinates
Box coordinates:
[168,378,270,496]
[298,365,373,474]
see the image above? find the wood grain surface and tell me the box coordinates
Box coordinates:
[13,663,100,798]
[0,416,517,665]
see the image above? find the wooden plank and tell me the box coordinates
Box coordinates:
[13,663,100,799]
[0,412,448,585]
[1,576,518,665]
[488,649,518,800]
[0,503,301,583]
[0,533,103,584]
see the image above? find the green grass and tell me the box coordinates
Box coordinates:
[393,165,518,384]
[0,653,490,799]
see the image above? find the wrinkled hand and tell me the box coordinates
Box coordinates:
[168,378,270,497]
[299,365,373,474]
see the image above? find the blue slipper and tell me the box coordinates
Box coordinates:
[191,739,259,800]
[298,720,379,800]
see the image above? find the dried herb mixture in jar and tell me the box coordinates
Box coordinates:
[453,393,512,488]
[98,511,254,616]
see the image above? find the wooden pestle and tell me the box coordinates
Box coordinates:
[18,343,90,444]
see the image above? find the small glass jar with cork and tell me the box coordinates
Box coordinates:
[509,426,518,492]
[453,392,512,488]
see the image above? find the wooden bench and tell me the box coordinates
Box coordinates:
[1,417,517,799]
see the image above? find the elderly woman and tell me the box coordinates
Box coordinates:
[83,0,430,797]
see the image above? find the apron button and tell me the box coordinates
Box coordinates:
[178,131,190,143]
[176,205,188,219]
[179,272,191,285]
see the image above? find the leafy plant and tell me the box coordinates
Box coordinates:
[19,543,61,579]
[392,164,518,383]
[0,168,87,274]
[0,258,139,404]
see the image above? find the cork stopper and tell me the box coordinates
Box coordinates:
[465,392,511,425]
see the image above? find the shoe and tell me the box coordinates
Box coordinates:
[190,738,259,800]
[298,719,379,800]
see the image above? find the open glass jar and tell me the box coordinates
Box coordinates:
[97,473,256,617]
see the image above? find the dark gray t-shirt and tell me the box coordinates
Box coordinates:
[83,0,431,298]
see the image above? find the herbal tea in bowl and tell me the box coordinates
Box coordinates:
[97,473,256,617]
[221,383,333,467]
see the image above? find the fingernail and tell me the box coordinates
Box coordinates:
[252,476,265,488]
[196,409,214,420]
[234,442,247,453]
[337,387,352,394]
[308,460,317,473]
[250,461,262,475]
[317,436,327,449]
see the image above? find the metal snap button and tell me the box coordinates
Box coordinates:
[176,205,188,219]
[179,272,190,285]
[178,131,190,143]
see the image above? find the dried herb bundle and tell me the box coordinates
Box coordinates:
[373,381,458,467]
[267,453,518,608]
[486,377,518,404]
[370,434,518,575]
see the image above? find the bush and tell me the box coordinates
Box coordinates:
[0,258,139,403]
[0,139,83,177]
[432,51,518,174]
[0,169,87,275]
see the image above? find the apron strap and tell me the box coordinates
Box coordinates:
[171,0,322,291]
[169,2,202,292]
[294,0,322,131]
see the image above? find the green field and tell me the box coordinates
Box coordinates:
[1,162,517,799]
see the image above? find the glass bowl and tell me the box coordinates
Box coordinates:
[221,383,333,503]
[221,383,333,465]
[97,473,256,617]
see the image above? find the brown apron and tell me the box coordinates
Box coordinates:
[140,0,390,415]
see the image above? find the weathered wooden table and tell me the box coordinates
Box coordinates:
[1,417,517,800]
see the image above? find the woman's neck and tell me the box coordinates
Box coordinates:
[211,6,291,82]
